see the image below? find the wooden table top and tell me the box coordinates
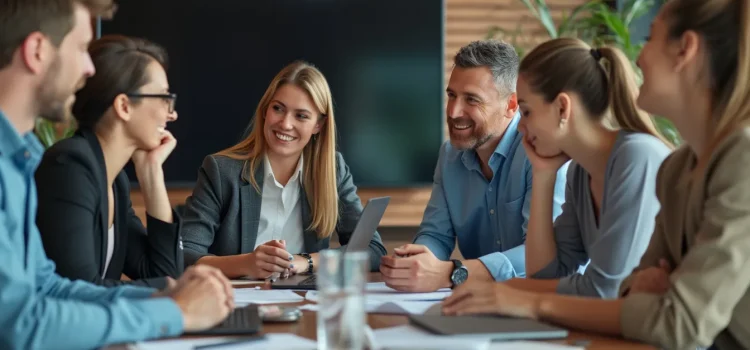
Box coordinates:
[112,273,656,349]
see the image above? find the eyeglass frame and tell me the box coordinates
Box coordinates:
[125,93,178,114]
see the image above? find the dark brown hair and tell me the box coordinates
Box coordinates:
[665,0,749,173]
[72,34,168,129]
[0,0,116,69]
[519,37,672,147]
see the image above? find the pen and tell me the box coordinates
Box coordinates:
[193,336,266,350]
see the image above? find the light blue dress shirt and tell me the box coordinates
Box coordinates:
[0,110,183,349]
[414,114,568,280]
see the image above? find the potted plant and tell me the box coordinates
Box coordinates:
[487,0,681,145]
[35,118,76,148]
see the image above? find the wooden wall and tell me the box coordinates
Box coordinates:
[132,0,587,227]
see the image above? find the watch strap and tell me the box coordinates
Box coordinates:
[299,253,313,274]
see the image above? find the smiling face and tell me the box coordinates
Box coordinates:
[125,60,177,150]
[635,10,687,124]
[516,74,566,157]
[446,66,515,150]
[263,83,323,160]
[37,4,96,122]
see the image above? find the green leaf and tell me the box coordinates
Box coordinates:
[557,1,604,37]
[623,0,654,27]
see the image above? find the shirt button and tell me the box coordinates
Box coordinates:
[488,188,492,192]
[490,209,495,215]
[496,240,501,245]
[160,325,169,335]
[23,151,30,158]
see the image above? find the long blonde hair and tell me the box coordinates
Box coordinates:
[519,37,673,148]
[218,61,338,238]
[664,0,750,177]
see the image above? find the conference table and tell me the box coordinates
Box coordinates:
[112,273,656,349]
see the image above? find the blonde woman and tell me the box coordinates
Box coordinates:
[181,61,386,279]
[443,0,750,349]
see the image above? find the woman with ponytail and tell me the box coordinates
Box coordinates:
[443,0,750,349]
[439,37,673,300]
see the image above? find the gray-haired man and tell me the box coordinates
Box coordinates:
[380,40,568,292]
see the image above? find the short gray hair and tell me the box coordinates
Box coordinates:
[454,40,519,96]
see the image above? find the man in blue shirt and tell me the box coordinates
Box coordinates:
[381,40,568,292]
[0,1,233,348]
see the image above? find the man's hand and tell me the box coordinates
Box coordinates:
[380,244,453,292]
[630,258,672,295]
[170,265,234,331]
[152,276,177,298]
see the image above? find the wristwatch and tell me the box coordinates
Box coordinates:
[449,259,468,288]
[298,253,314,274]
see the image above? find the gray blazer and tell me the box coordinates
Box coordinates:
[181,152,387,271]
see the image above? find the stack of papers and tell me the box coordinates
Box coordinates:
[131,334,316,350]
[307,282,451,303]
[300,299,439,315]
[303,282,449,315]
[233,289,304,305]
[370,325,585,350]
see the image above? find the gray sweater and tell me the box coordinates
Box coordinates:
[532,131,672,298]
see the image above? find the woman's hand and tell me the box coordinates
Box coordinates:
[244,240,294,279]
[131,131,176,223]
[521,137,570,177]
[132,130,177,171]
[442,281,540,320]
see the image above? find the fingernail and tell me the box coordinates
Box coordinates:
[290,264,295,269]
[288,255,293,261]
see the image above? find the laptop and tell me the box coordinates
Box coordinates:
[270,196,390,290]
[183,304,263,336]
[408,314,569,341]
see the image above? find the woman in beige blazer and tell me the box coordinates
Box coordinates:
[441,1,750,349]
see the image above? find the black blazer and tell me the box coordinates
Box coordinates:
[181,153,387,271]
[34,129,184,289]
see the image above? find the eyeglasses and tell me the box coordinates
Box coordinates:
[126,93,178,114]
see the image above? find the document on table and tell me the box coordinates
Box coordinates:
[300,299,439,315]
[233,288,304,304]
[306,283,451,303]
[370,325,585,350]
[130,333,316,350]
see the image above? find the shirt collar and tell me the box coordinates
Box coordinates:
[263,153,304,185]
[460,112,521,169]
[0,109,44,165]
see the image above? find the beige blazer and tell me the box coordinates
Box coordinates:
[618,127,750,350]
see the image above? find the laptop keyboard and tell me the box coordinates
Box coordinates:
[299,275,317,286]
[216,305,261,330]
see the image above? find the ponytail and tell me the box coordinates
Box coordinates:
[519,37,672,148]
[598,47,673,147]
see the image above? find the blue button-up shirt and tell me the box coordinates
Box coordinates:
[0,110,183,349]
[414,114,568,280]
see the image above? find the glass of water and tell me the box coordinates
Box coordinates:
[316,249,368,350]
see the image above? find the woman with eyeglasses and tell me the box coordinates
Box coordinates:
[34,35,183,289]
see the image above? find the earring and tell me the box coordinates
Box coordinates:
[559,119,564,128]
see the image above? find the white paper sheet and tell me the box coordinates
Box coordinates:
[300,299,439,315]
[233,289,304,304]
[306,287,450,303]
[370,325,584,350]
[487,341,584,350]
[366,282,451,293]
[131,333,316,350]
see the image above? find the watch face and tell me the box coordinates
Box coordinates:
[451,267,468,285]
